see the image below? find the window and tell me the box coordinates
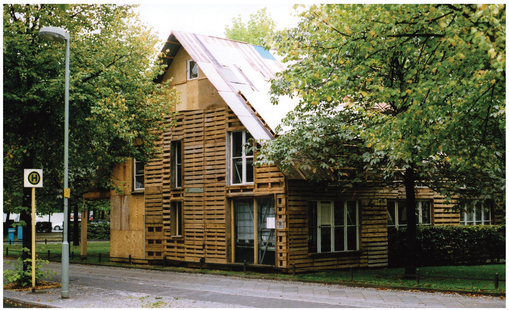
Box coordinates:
[234,198,275,264]
[171,141,182,188]
[170,201,182,236]
[187,60,199,80]
[387,200,431,228]
[134,159,145,190]
[228,131,253,185]
[308,200,359,254]
[460,201,492,225]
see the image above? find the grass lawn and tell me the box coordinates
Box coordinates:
[4,242,505,294]
[294,265,505,294]
[4,241,110,261]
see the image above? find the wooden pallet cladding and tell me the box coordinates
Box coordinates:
[109,30,502,272]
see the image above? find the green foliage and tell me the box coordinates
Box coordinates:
[224,8,276,45]
[3,4,179,215]
[257,4,505,207]
[69,222,111,240]
[388,225,506,267]
[3,248,57,287]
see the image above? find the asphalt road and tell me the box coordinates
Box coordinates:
[3,261,506,308]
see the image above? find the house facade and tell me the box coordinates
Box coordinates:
[109,31,502,270]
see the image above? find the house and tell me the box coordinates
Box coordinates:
[109,31,503,270]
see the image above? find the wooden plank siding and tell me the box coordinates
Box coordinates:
[143,106,286,263]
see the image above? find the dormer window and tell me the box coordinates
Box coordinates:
[188,60,199,80]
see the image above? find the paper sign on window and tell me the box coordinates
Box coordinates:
[266,217,275,229]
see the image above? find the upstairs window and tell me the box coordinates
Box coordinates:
[134,159,145,190]
[387,200,431,228]
[171,141,182,188]
[460,201,492,225]
[229,131,253,185]
[187,60,199,80]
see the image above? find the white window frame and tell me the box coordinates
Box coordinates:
[228,130,254,185]
[460,202,492,225]
[133,159,145,190]
[311,200,360,253]
[387,200,432,228]
[187,60,199,80]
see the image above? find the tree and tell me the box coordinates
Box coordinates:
[224,8,276,46]
[256,4,505,275]
[3,4,178,277]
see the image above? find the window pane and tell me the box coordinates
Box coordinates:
[233,158,243,184]
[258,198,275,265]
[420,201,431,225]
[135,176,144,190]
[347,201,357,226]
[320,202,331,226]
[460,209,466,225]
[483,205,491,224]
[347,226,357,251]
[232,132,243,157]
[475,204,482,225]
[189,60,198,79]
[246,132,253,156]
[334,226,344,252]
[236,200,254,241]
[334,201,344,226]
[398,201,407,226]
[387,201,396,226]
[135,161,145,175]
[466,207,474,223]
[175,141,181,163]
[320,226,331,253]
[308,202,318,254]
[176,165,182,188]
[177,203,182,236]
[246,158,253,183]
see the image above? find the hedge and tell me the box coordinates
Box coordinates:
[68,223,110,240]
[388,225,505,267]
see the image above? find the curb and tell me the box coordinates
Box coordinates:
[3,296,55,308]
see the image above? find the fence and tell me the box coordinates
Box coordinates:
[4,246,505,292]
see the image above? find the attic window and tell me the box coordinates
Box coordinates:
[187,60,199,80]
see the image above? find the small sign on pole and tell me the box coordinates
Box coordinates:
[24,169,43,188]
[24,169,43,292]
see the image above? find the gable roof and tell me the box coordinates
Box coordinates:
[157,31,298,141]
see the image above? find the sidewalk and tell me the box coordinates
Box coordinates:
[3,260,506,308]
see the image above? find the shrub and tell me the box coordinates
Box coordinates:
[388,224,505,267]
[3,248,56,287]
[68,222,110,240]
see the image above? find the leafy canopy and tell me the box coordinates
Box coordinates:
[3,4,178,215]
[257,4,505,207]
[224,8,276,46]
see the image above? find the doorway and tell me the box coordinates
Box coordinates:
[233,198,275,265]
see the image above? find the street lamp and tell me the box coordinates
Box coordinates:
[39,26,70,299]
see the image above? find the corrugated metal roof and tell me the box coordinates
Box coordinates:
[158,31,298,141]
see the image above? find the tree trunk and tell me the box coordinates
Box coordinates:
[21,154,34,279]
[404,167,417,277]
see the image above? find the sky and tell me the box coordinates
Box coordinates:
[134,2,303,42]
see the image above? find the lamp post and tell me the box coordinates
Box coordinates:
[39,26,70,299]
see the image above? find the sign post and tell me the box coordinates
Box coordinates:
[24,169,43,292]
